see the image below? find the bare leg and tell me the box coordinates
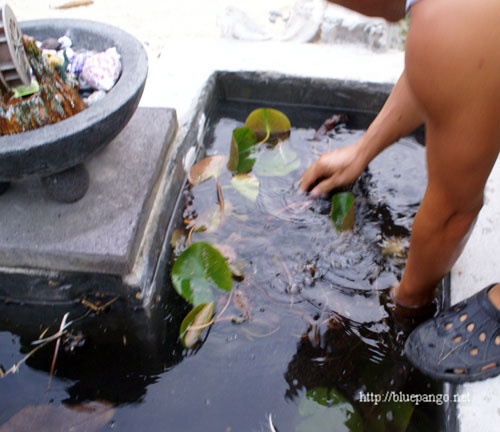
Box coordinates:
[392,0,500,310]
[488,284,500,310]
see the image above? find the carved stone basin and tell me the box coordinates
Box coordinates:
[0,19,148,182]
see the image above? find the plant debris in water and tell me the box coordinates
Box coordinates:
[313,113,348,140]
[167,108,434,430]
[173,108,303,348]
[0,110,433,432]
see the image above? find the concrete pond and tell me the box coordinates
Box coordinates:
[1,9,499,432]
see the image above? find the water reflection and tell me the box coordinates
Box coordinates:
[0,283,442,431]
[0,291,187,406]
[0,116,441,432]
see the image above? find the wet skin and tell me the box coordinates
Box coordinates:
[301,0,500,309]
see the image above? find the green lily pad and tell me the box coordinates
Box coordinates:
[179,302,216,348]
[171,242,233,306]
[227,127,258,173]
[188,155,228,185]
[244,108,291,143]
[253,145,301,177]
[331,192,355,232]
[297,387,364,432]
[230,174,260,202]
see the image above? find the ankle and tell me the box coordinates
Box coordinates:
[388,284,436,320]
[393,282,434,308]
[487,283,500,310]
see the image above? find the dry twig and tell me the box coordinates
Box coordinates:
[53,0,94,9]
[47,312,69,391]
[81,296,119,313]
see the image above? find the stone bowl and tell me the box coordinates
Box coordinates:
[0,19,148,181]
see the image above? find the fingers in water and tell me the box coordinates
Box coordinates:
[310,176,338,198]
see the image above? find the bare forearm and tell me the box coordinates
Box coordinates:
[355,70,424,167]
[299,71,424,196]
[326,0,406,21]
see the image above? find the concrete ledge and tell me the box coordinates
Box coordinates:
[0,107,177,276]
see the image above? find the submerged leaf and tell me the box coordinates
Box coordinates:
[297,387,363,432]
[179,302,216,348]
[244,108,291,142]
[253,145,300,177]
[196,201,233,233]
[188,155,227,185]
[365,400,414,432]
[171,242,233,306]
[230,173,260,202]
[331,192,355,232]
[227,127,258,173]
[0,402,115,432]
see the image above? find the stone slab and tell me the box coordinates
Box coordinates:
[0,107,177,275]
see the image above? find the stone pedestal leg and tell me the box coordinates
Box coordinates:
[0,182,10,196]
[41,163,90,203]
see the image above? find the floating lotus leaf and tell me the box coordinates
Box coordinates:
[227,127,258,173]
[230,173,260,202]
[188,155,228,185]
[171,242,233,306]
[244,108,291,142]
[253,145,300,177]
[297,387,363,432]
[331,192,355,232]
[179,302,215,349]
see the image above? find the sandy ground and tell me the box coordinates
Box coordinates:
[8,0,297,53]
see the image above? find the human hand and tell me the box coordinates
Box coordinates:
[299,143,367,197]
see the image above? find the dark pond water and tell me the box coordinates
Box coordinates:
[0,112,446,432]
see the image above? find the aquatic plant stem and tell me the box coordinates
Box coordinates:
[187,223,198,246]
[0,325,70,378]
[187,290,234,331]
[257,127,271,145]
[0,338,59,378]
[242,325,280,339]
[266,199,313,222]
[0,307,97,379]
[47,312,69,391]
[215,178,225,220]
[216,289,233,321]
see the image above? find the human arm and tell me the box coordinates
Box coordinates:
[300,70,424,196]
[326,0,406,22]
[395,0,500,305]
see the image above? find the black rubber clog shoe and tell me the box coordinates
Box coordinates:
[404,284,500,383]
